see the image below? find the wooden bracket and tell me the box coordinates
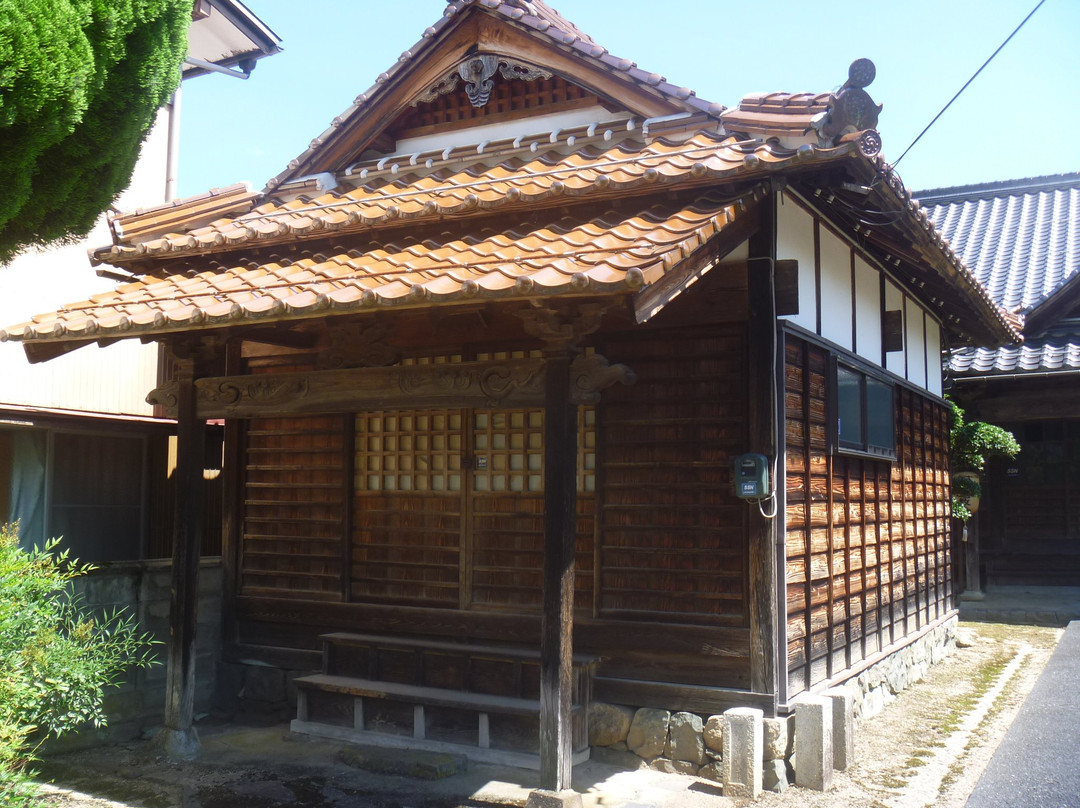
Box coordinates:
[516,302,610,352]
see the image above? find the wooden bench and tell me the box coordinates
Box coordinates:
[291,632,599,769]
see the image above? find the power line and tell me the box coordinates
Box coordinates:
[892,0,1047,170]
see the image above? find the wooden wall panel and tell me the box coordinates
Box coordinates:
[784,336,951,698]
[352,492,462,607]
[240,415,346,601]
[598,326,748,626]
[470,493,594,611]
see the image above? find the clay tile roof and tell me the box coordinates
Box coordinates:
[921,173,1080,377]
[109,183,258,244]
[720,91,833,138]
[271,0,723,189]
[88,128,833,267]
[3,189,752,346]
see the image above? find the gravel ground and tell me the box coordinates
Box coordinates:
[30,620,1063,808]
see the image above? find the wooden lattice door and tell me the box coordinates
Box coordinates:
[351,405,595,612]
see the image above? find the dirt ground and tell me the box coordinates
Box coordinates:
[30,620,1063,808]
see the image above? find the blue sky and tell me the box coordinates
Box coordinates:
[177,0,1079,199]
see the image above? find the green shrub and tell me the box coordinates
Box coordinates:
[0,522,158,806]
[948,401,1020,523]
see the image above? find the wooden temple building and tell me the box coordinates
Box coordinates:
[3,0,1020,789]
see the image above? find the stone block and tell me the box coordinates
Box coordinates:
[763,714,793,761]
[763,758,791,793]
[215,661,246,712]
[703,715,723,754]
[626,708,670,759]
[337,746,467,780]
[589,745,643,770]
[589,702,635,747]
[525,789,583,808]
[698,761,723,782]
[243,665,286,704]
[722,707,762,799]
[823,686,855,770]
[665,711,705,765]
[649,757,699,776]
[794,695,832,791]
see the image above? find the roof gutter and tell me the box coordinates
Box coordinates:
[183,56,251,79]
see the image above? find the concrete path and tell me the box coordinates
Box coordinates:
[960,586,1080,627]
[965,620,1080,808]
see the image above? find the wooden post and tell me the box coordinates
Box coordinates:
[746,194,779,704]
[539,349,577,792]
[961,516,983,599]
[160,351,207,757]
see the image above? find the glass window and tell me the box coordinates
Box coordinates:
[833,360,896,460]
[836,366,863,449]
[866,377,894,454]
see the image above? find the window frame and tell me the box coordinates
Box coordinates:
[828,355,897,461]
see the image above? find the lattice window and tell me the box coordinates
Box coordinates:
[473,410,542,492]
[355,410,463,493]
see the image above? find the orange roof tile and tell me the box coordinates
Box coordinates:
[4,189,755,346]
[90,126,851,266]
[721,92,833,138]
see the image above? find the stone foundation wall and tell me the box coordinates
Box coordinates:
[589,614,958,793]
[588,704,795,792]
[46,559,224,751]
[850,615,958,720]
[214,660,309,723]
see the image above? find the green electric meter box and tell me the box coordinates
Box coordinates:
[735,453,769,499]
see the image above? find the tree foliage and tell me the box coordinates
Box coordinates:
[0,0,189,263]
[0,523,158,807]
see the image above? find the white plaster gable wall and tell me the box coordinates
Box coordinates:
[775,199,817,335]
[884,279,906,378]
[0,105,172,416]
[854,257,881,361]
[774,195,944,395]
[818,227,853,351]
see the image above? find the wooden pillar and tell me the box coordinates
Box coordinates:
[539,349,577,792]
[746,192,779,703]
[161,351,207,756]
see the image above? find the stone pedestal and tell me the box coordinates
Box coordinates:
[526,788,583,808]
[795,696,832,791]
[823,687,855,771]
[722,707,762,799]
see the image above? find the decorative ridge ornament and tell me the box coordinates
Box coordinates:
[414,55,553,106]
[812,58,883,145]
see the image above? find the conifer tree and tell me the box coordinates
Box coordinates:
[0,0,189,263]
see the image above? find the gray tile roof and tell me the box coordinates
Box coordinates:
[918,173,1080,377]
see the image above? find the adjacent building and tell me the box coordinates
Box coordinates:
[923,173,1080,589]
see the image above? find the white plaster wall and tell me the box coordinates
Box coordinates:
[818,228,852,350]
[775,196,817,333]
[925,317,943,397]
[884,279,906,378]
[0,105,172,416]
[395,105,630,157]
[854,257,881,365]
[905,301,927,388]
